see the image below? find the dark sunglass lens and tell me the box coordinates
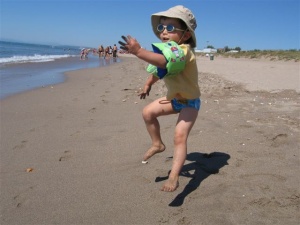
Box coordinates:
[166,25,175,32]
[157,24,164,32]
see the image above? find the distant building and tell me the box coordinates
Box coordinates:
[226,50,239,53]
[195,48,217,53]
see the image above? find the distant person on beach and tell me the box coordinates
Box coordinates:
[104,46,109,59]
[80,49,85,60]
[119,5,200,192]
[80,48,88,60]
[113,44,118,58]
[108,46,113,57]
[98,45,104,58]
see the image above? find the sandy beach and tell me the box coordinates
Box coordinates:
[1,55,299,224]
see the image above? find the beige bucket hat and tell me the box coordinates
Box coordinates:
[151,5,197,48]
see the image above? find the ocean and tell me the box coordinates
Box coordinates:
[0,41,120,99]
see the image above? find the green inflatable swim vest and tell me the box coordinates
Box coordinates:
[146,41,186,79]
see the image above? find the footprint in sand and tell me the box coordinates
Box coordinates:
[249,197,281,207]
[70,131,80,137]
[13,186,35,208]
[235,158,243,167]
[88,107,96,113]
[59,150,72,161]
[13,140,28,150]
[271,133,288,147]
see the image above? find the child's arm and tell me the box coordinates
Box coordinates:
[138,75,159,99]
[119,35,167,69]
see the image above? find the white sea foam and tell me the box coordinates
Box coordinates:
[0,54,76,65]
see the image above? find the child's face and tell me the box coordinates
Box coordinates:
[158,17,189,44]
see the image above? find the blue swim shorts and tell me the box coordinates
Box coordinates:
[171,98,201,112]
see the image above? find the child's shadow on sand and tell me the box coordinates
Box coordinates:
[155,152,230,207]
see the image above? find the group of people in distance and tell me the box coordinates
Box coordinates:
[98,44,118,59]
[80,44,118,60]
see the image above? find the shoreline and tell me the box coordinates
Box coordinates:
[0,55,121,100]
[1,54,298,100]
[1,56,299,224]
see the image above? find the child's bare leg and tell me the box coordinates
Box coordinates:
[142,97,175,161]
[160,135,186,192]
[161,107,198,192]
[142,117,165,161]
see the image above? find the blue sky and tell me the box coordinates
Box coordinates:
[1,0,299,50]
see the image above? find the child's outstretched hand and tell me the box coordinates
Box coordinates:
[118,35,141,55]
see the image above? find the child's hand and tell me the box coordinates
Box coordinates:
[118,35,141,55]
[138,85,151,99]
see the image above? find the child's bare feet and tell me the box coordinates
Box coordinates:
[161,176,179,192]
[143,144,165,161]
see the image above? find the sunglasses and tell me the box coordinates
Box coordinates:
[157,24,186,33]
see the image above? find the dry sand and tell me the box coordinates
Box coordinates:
[1,55,299,225]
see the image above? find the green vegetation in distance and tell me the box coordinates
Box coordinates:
[197,46,300,62]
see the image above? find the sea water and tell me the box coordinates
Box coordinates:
[0,41,120,99]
